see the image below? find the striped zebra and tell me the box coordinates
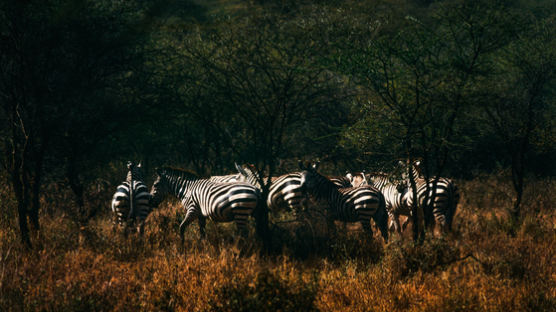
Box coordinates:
[329,175,352,188]
[345,171,367,187]
[363,172,412,234]
[150,167,259,241]
[402,160,460,233]
[234,163,307,214]
[111,161,152,234]
[299,162,388,242]
[209,173,240,183]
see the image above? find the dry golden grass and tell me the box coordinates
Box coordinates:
[0,175,554,311]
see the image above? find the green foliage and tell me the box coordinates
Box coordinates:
[0,0,555,245]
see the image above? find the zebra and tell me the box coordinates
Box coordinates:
[345,171,367,187]
[111,161,152,234]
[299,162,388,242]
[355,172,412,234]
[150,167,259,241]
[328,175,353,188]
[234,163,307,214]
[208,173,240,183]
[401,160,460,233]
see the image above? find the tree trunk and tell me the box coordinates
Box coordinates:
[11,151,31,246]
[29,142,46,232]
[67,156,86,225]
[510,150,525,226]
[254,165,272,253]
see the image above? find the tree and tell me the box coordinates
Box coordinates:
[150,7,347,249]
[481,15,556,225]
[0,0,149,245]
[337,0,515,240]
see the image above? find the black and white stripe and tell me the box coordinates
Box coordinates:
[365,173,412,234]
[150,167,259,240]
[208,174,240,183]
[329,176,352,188]
[235,163,307,213]
[111,161,152,234]
[299,162,388,242]
[403,161,460,233]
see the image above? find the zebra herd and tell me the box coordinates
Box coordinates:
[111,160,459,243]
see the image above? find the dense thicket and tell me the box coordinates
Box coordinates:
[1,0,555,245]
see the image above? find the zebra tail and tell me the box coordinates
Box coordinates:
[376,192,389,243]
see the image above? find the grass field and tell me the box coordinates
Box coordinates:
[0,175,554,311]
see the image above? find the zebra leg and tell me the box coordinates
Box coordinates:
[388,210,396,232]
[392,213,402,234]
[401,215,412,231]
[326,215,337,240]
[179,210,197,244]
[137,220,145,236]
[360,218,374,237]
[112,215,118,233]
[198,215,206,239]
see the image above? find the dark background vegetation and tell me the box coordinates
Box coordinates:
[0,0,555,310]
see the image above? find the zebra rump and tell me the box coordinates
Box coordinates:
[111,161,152,234]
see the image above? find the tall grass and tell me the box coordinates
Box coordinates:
[0,175,554,311]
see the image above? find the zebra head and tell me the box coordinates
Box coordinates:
[235,163,262,188]
[397,159,421,188]
[150,167,169,208]
[126,161,145,182]
[346,171,367,187]
[413,160,424,178]
[126,161,135,182]
[298,161,323,192]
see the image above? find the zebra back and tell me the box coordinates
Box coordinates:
[208,174,240,183]
[299,162,388,241]
[328,176,352,188]
[368,173,411,218]
[235,163,263,189]
[111,161,151,232]
[402,160,459,232]
[152,167,259,222]
[235,163,306,212]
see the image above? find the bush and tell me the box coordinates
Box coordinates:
[208,269,318,312]
[383,237,459,279]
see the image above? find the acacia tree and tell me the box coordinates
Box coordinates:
[0,0,149,245]
[338,0,514,240]
[154,8,345,249]
[481,16,556,225]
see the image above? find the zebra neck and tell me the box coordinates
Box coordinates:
[150,191,163,208]
[166,175,195,199]
[371,176,389,190]
[243,169,263,188]
[312,177,340,202]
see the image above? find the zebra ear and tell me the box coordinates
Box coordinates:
[312,161,320,171]
[235,162,248,176]
[127,161,134,170]
[137,162,142,168]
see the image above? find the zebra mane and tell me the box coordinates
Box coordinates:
[157,167,200,180]
[369,172,398,182]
